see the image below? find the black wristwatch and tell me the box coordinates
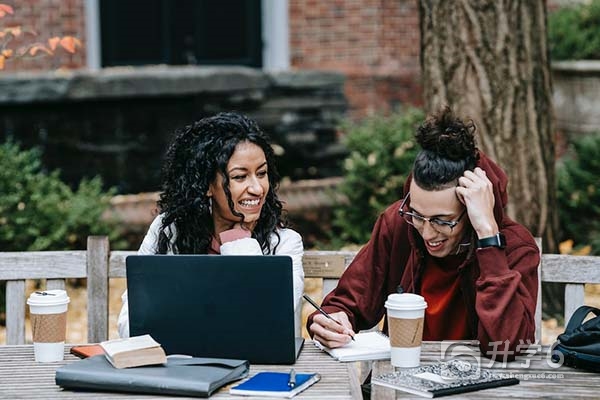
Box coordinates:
[477,232,506,249]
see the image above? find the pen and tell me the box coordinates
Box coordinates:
[303,294,355,341]
[288,368,296,388]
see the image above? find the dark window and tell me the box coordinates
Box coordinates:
[100,0,262,67]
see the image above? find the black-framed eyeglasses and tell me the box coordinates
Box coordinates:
[398,192,467,234]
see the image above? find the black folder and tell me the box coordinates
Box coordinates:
[55,355,249,398]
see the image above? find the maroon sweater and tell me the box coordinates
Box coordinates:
[307,153,539,360]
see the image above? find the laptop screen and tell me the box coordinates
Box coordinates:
[126,255,301,364]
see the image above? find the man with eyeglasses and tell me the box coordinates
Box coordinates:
[307,107,539,364]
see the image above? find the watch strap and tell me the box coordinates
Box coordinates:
[478,233,506,249]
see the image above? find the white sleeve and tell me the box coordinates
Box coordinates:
[117,215,164,338]
[137,215,164,255]
[220,237,263,255]
[117,290,130,338]
[273,229,305,312]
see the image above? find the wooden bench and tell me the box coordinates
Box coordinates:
[2,236,600,345]
[0,236,114,345]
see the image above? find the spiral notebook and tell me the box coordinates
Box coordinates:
[314,331,390,362]
[372,360,519,398]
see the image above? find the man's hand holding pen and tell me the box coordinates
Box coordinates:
[303,294,356,348]
[310,311,356,348]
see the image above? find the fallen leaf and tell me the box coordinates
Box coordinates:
[1,48,12,58]
[0,4,14,17]
[28,45,53,56]
[559,239,574,254]
[0,55,4,69]
[573,245,592,256]
[1,26,21,38]
[59,36,82,53]
[48,36,60,50]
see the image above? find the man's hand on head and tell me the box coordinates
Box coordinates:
[456,167,499,238]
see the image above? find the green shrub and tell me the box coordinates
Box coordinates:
[331,108,424,245]
[548,0,600,60]
[0,141,125,321]
[557,133,600,254]
[0,141,124,250]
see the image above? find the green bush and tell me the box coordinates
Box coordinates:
[0,141,125,321]
[331,108,424,245]
[557,133,600,254]
[548,0,600,60]
[0,141,123,250]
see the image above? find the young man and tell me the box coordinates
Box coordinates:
[308,107,539,360]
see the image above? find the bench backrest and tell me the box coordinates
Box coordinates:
[303,243,600,344]
[2,236,600,345]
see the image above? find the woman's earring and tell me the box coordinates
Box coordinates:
[208,197,213,215]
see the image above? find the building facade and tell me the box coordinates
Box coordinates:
[1,0,423,117]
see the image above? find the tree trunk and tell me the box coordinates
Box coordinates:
[419,0,561,317]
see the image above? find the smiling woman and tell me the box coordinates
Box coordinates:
[116,112,304,338]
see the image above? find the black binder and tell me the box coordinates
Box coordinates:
[55,355,249,398]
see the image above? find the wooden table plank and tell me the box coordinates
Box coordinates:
[0,342,361,399]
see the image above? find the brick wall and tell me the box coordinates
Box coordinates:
[2,0,569,116]
[0,0,86,72]
[289,0,422,118]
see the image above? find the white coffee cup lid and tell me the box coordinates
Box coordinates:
[27,290,70,306]
[385,293,427,310]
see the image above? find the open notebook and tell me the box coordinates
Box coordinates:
[314,331,390,362]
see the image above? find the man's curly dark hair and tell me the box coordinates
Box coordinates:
[413,106,480,190]
[156,112,286,254]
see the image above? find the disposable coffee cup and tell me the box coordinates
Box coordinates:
[27,290,70,362]
[385,293,427,368]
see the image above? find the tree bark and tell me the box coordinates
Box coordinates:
[419,0,560,315]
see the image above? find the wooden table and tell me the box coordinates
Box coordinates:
[0,342,361,399]
[372,341,596,399]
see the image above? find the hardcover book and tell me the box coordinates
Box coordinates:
[70,344,105,359]
[372,359,519,398]
[55,355,249,397]
[99,334,166,368]
[230,371,321,398]
[314,331,390,362]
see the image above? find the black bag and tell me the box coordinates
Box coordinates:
[551,305,600,372]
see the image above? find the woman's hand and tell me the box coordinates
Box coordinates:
[309,312,355,348]
[455,167,499,238]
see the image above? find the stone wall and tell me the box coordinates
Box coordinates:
[552,61,600,137]
[0,66,347,193]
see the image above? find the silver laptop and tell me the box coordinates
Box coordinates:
[126,254,303,364]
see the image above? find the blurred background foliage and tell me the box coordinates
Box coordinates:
[548,0,600,60]
[557,133,600,255]
[330,108,424,245]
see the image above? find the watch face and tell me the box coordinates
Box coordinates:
[498,233,507,248]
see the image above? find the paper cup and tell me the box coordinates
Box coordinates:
[385,293,427,368]
[27,290,70,362]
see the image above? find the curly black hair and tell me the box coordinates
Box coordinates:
[156,112,286,254]
[413,106,480,190]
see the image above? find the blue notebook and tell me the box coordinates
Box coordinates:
[229,371,320,398]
